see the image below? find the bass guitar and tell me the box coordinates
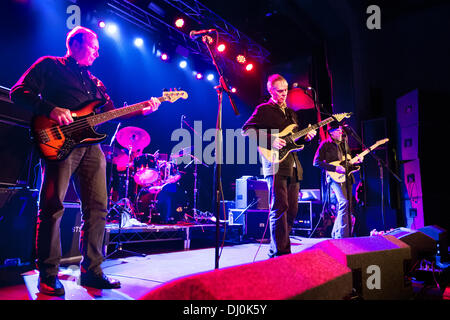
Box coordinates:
[326,138,389,183]
[31,90,188,161]
[258,113,352,164]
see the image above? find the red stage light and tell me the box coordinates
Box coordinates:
[161,53,168,61]
[217,43,226,52]
[98,21,106,28]
[231,87,237,93]
[236,54,246,64]
[175,18,184,28]
[245,63,254,71]
[196,73,203,79]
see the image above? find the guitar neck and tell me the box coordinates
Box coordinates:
[350,143,382,164]
[291,116,335,142]
[89,96,165,126]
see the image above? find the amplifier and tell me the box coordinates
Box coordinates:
[0,188,38,265]
[229,209,270,240]
[0,87,38,188]
[60,202,82,265]
[235,177,269,210]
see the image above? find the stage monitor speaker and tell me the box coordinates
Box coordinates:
[235,177,268,210]
[385,227,436,265]
[140,248,352,300]
[0,188,38,265]
[309,235,413,300]
[418,225,448,261]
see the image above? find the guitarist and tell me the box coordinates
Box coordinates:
[312,123,363,238]
[242,74,316,258]
[10,26,161,296]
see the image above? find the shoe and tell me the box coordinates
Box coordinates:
[38,275,65,296]
[80,272,121,289]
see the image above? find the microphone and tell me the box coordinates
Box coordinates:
[189,29,216,39]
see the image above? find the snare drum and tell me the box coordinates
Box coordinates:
[133,154,159,186]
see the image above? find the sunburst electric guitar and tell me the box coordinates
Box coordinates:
[31,90,188,161]
[326,138,389,183]
[258,113,352,164]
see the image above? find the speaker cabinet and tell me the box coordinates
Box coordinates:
[0,88,37,188]
[0,188,38,264]
[60,202,82,265]
[229,209,269,240]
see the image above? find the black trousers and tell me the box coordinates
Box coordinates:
[36,145,108,277]
[265,173,300,257]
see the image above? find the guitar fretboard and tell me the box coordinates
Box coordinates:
[291,117,334,141]
[88,96,165,126]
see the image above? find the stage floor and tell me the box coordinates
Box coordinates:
[0,236,326,300]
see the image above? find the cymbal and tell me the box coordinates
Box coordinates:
[286,88,315,111]
[116,126,150,151]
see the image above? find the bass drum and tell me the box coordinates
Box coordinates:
[136,182,191,224]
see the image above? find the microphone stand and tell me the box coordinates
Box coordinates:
[343,125,401,232]
[200,33,239,269]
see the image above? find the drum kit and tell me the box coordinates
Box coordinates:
[103,126,191,225]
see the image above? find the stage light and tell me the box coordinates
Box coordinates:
[196,73,203,80]
[245,63,254,71]
[236,54,246,64]
[231,87,237,93]
[134,38,144,47]
[175,18,184,28]
[98,21,106,29]
[179,60,187,68]
[161,53,168,61]
[206,73,214,81]
[105,23,118,35]
[217,43,226,53]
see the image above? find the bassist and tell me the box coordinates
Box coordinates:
[10,26,160,295]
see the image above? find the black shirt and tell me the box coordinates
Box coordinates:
[242,100,305,178]
[10,55,114,117]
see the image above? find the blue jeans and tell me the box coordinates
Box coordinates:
[328,177,350,239]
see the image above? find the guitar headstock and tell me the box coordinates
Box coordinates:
[333,112,353,122]
[375,138,389,146]
[162,90,189,103]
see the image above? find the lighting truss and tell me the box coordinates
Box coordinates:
[105,0,270,65]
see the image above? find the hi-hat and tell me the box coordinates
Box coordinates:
[116,126,150,151]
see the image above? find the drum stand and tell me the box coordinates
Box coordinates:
[106,144,145,259]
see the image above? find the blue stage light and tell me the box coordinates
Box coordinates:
[179,60,187,69]
[134,38,144,47]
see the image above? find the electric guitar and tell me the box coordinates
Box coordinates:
[258,113,352,164]
[326,138,389,183]
[31,90,188,161]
